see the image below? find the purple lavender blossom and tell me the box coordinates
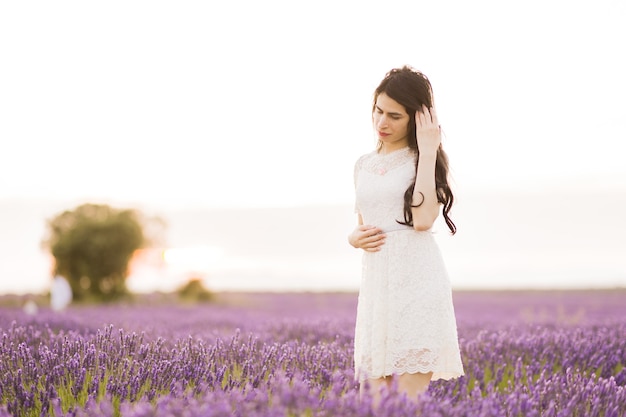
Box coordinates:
[0,290,624,416]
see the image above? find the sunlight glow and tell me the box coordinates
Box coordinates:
[163,246,224,272]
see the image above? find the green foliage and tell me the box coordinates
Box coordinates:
[42,203,154,302]
[177,278,214,303]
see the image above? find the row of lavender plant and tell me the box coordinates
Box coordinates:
[0,291,624,416]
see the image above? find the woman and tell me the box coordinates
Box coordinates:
[349,66,464,402]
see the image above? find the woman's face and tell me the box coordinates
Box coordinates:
[373,93,410,150]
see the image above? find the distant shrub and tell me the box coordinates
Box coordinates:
[177,278,213,303]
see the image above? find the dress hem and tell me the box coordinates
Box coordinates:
[356,369,464,383]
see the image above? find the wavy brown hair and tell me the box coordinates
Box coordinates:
[374,66,456,234]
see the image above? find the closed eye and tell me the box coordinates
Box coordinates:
[375,105,403,119]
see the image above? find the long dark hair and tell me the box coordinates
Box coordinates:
[374,66,456,234]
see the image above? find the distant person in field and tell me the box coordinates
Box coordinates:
[349,66,464,403]
[50,274,72,311]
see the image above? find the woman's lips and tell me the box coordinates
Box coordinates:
[378,131,390,137]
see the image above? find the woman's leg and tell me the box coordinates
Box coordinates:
[397,372,433,399]
[360,376,391,406]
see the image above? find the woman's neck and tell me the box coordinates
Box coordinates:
[378,141,409,155]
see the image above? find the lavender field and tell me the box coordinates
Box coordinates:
[0,290,625,416]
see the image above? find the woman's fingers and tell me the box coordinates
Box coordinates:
[429,105,438,126]
[417,105,437,124]
[364,247,381,252]
[415,105,441,153]
[416,108,425,127]
[421,105,431,123]
[362,232,385,248]
[363,237,384,246]
[363,233,385,248]
[356,225,385,251]
[365,229,385,241]
[363,240,384,251]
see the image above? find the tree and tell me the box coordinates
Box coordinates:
[42,203,157,302]
[176,278,214,303]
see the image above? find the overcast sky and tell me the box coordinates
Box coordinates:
[1,0,625,209]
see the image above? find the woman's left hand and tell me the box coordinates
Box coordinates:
[415,104,441,155]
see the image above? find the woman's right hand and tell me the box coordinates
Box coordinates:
[348,225,386,252]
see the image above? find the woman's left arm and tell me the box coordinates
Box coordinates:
[411,105,441,231]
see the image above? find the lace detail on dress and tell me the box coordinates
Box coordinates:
[352,148,464,382]
[353,147,416,232]
[360,348,439,376]
[354,147,415,178]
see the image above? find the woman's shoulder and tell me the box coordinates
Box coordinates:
[353,151,377,182]
[354,150,377,169]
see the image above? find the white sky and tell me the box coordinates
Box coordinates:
[1,0,625,209]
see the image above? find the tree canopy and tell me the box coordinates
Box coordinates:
[42,203,155,302]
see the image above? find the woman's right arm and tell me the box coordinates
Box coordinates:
[348,214,386,252]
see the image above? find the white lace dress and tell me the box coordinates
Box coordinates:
[353,147,464,382]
